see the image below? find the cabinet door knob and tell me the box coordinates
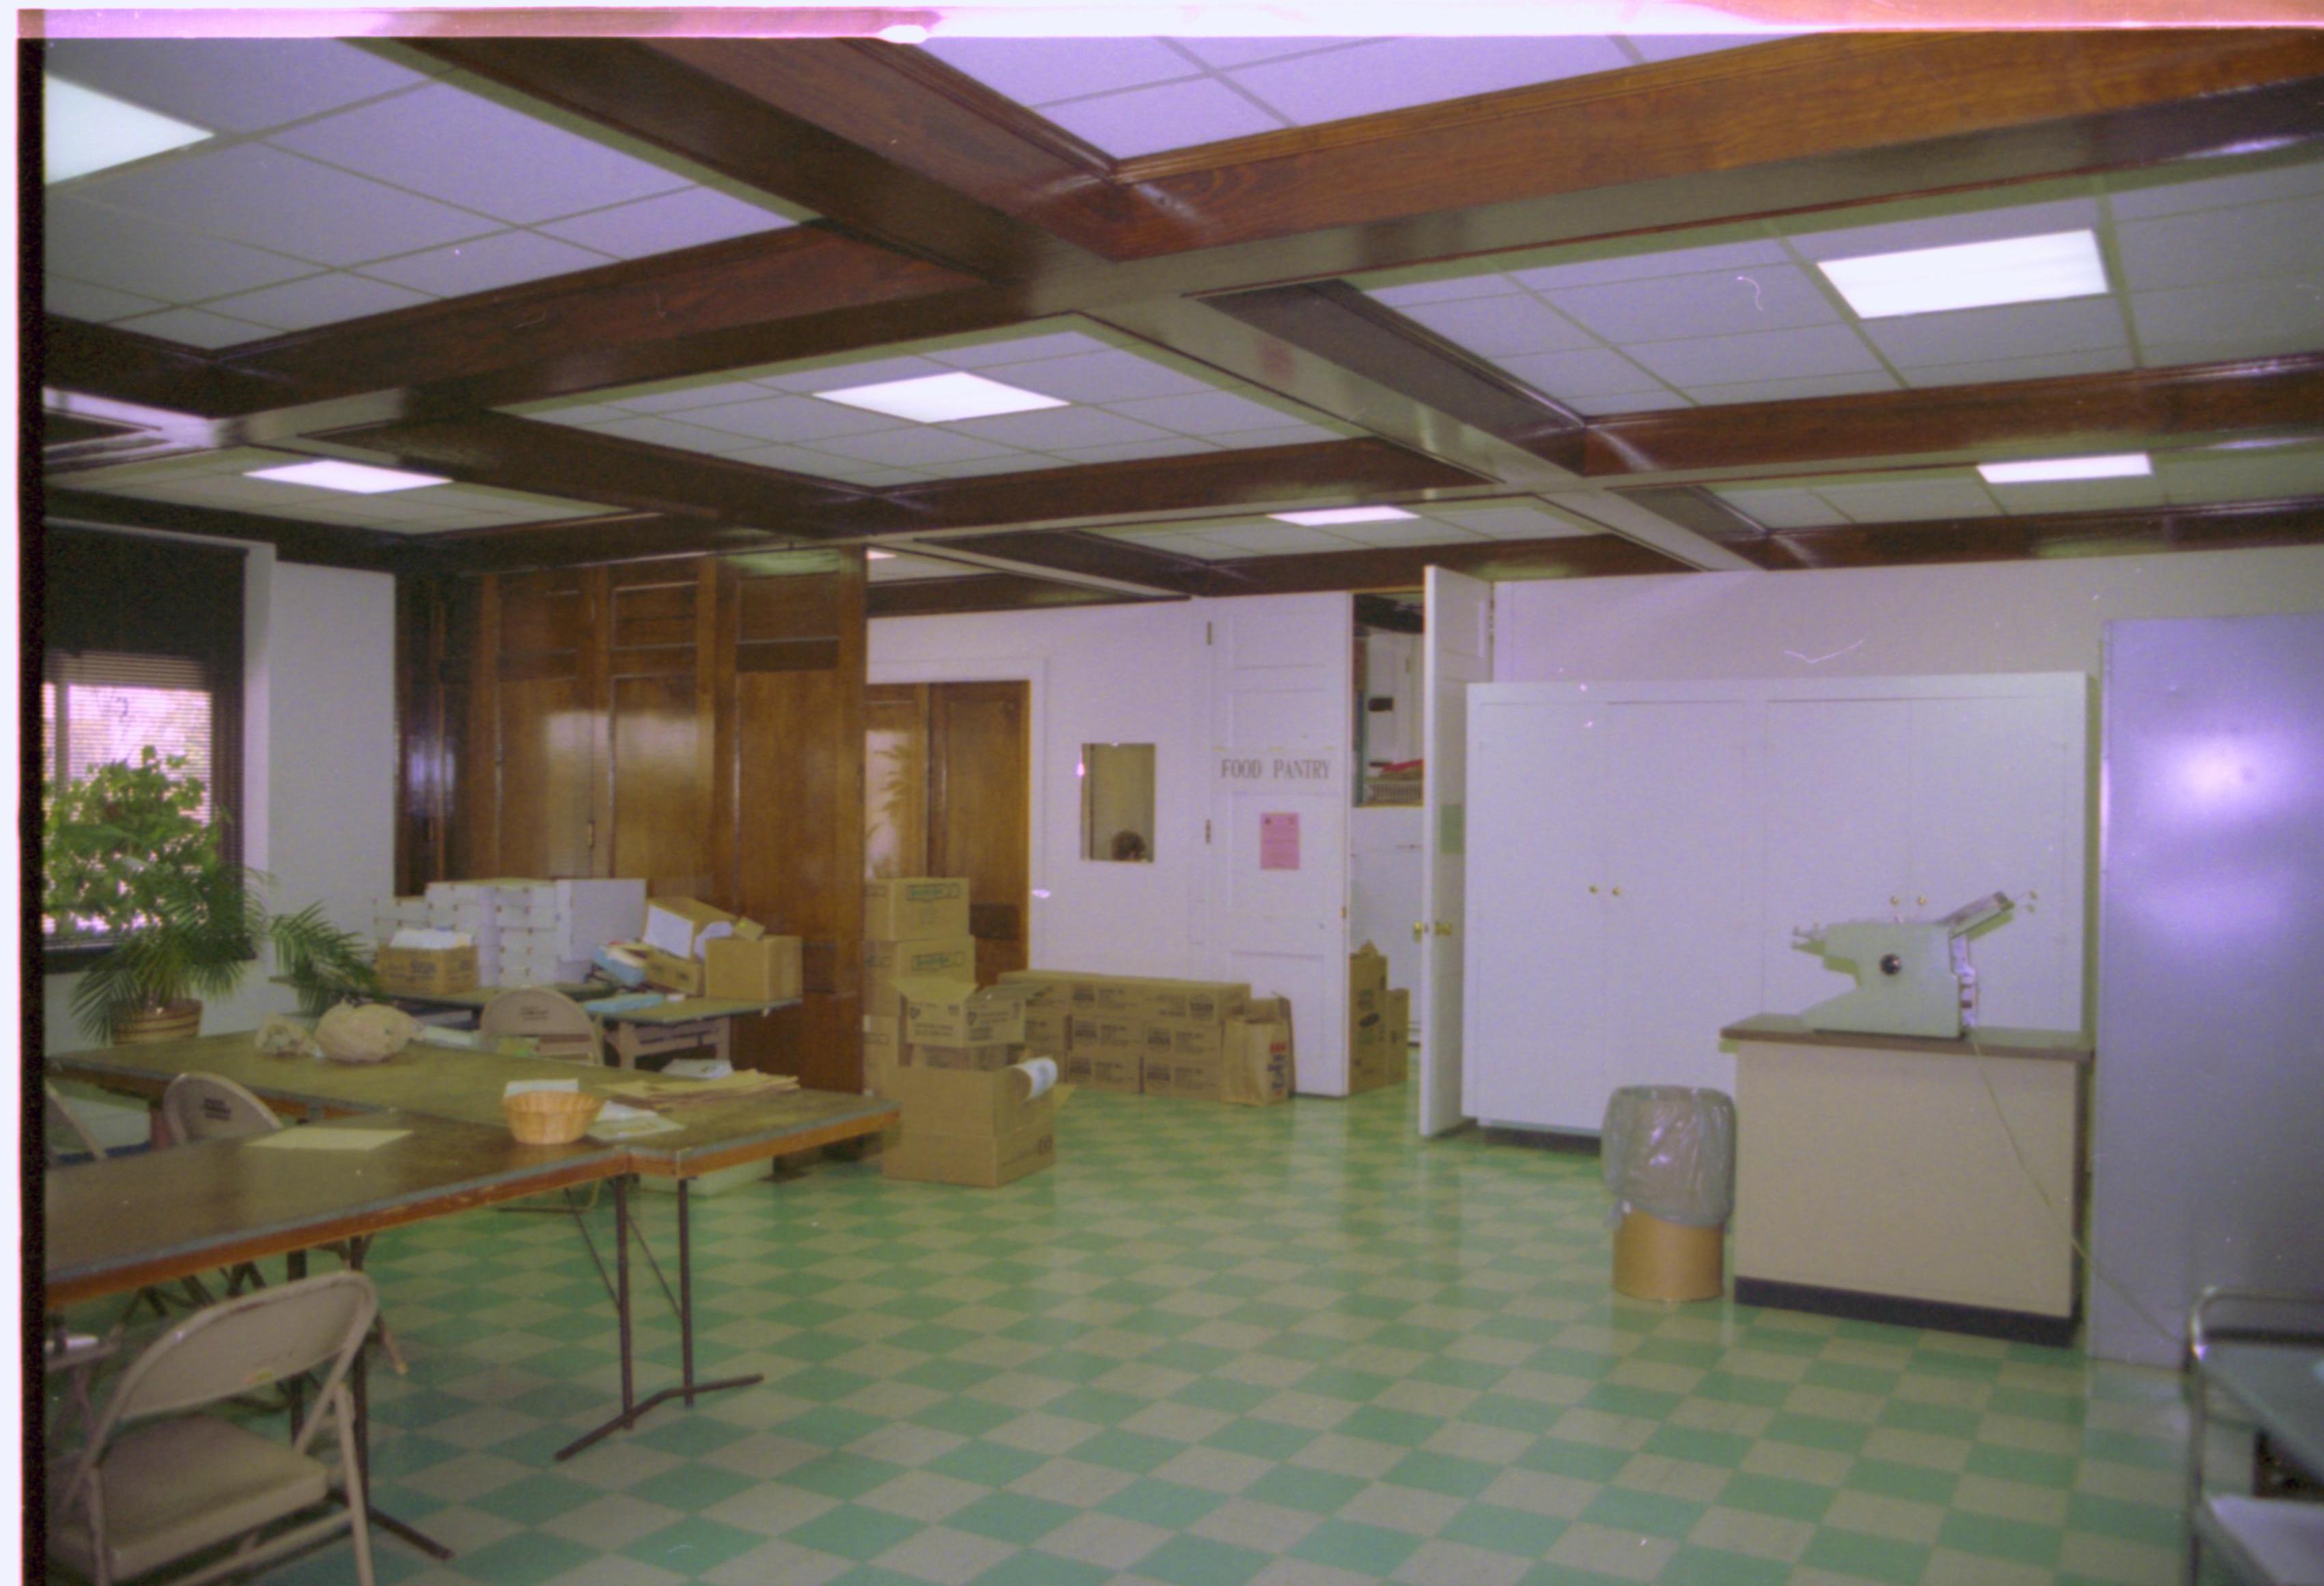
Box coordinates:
[1434,920,1454,937]
[1890,895,1901,906]
[1412,921,1425,943]
[1588,885,1599,894]
[1611,886,1622,897]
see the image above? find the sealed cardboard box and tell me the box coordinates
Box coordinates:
[559,879,647,957]
[375,943,479,995]
[879,1060,1066,1187]
[902,980,1028,1047]
[1386,988,1411,1049]
[1022,1006,1071,1056]
[863,1015,901,1085]
[1143,1054,1224,1101]
[1350,941,1389,997]
[1222,997,1296,1106]
[1063,1051,1141,1092]
[883,1117,1056,1188]
[912,1040,1020,1073]
[865,937,975,1005]
[864,877,970,941]
[1069,1015,1147,1054]
[640,946,704,996]
[706,935,802,1002]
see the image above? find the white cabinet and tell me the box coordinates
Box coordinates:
[1465,674,2087,1133]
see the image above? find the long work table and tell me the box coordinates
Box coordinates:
[48,1032,897,1461]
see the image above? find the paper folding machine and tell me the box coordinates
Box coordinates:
[1791,892,2013,1038]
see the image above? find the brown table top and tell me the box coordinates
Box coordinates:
[1721,1013,2094,1062]
[42,1109,623,1308]
[50,1031,898,1177]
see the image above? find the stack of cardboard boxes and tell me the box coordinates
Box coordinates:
[637,897,802,1001]
[370,878,648,995]
[1348,942,1412,1094]
[861,878,975,1072]
[998,970,1296,1106]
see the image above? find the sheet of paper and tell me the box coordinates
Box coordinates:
[505,1078,579,1096]
[246,1129,411,1153]
[1260,811,1300,870]
[589,1111,684,1139]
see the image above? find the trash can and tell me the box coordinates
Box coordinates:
[1601,1086,1735,1301]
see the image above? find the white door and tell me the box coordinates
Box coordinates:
[1419,567,1494,1136]
[1761,697,1914,1021]
[1208,594,1354,1094]
[1462,688,1608,1130]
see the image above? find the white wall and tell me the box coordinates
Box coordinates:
[870,601,1211,978]
[42,551,399,1053]
[1496,544,2324,683]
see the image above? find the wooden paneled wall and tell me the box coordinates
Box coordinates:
[396,549,867,1092]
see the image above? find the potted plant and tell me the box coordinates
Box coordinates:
[44,746,380,1045]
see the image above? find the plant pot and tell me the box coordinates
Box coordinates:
[112,1000,202,1045]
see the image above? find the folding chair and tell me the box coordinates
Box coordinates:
[47,1271,380,1586]
[45,1081,206,1337]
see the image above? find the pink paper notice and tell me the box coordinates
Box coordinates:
[1260,812,1300,870]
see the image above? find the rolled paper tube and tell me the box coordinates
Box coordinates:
[1010,1057,1059,1102]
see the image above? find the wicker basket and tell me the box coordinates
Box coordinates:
[502,1089,604,1145]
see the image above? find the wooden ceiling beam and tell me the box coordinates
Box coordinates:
[40,487,415,572]
[1765,495,2324,567]
[868,573,1151,620]
[1586,354,2324,480]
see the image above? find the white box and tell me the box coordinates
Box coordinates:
[557,879,647,957]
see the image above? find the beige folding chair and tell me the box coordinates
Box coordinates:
[48,1270,380,1586]
[47,1081,209,1335]
[479,987,605,1066]
[156,1073,406,1374]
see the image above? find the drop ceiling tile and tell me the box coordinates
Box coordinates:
[360,230,615,297]
[1171,37,1351,69]
[516,401,628,426]
[671,395,909,443]
[2131,277,2324,361]
[1187,521,1356,555]
[1685,369,1902,406]
[1985,475,2170,515]
[611,380,780,416]
[1226,36,1634,125]
[1580,387,1698,414]
[1054,437,1222,465]
[1102,528,1246,561]
[43,39,432,135]
[2116,196,2324,292]
[1433,503,1595,539]
[949,408,1175,450]
[990,350,1216,404]
[919,38,1201,106]
[1496,346,1670,404]
[869,553,979,582]
[77,143,499,268]
[1543,263,1839,343]
[1813,477,2000,522]
[271,82,691,225]
[45,196,320,302]
[66,446,283,489]
[1319,518,1489,549]
[1364,274,1528,309]
[111,307,277,350]
[1861,296,2127,368]
[928,454,1061,478]
[1786,197,2103,262]
[762,355,960,394]
[804,428,1029,468]
[1107,389,1312,437]
[1710,487,1850,529]
[933,330,1114,369]
[1041,78,1288,159]
[1898,348,2136,388]
[1628,324,1884,387]
[206,271,434,331]
[1397,294,1595,357]
[536,186,797,259]
[2159,445,2324,505]
[1237,421,1347,447]
[44,276,167,322]
[814,460,932,487]
[2109,156,2324,221]
[1509,240,1790,294]
[579,415,768,455]
[722,442,884,479]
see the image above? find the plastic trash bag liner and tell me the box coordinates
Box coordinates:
[1601,1086,1736,1228]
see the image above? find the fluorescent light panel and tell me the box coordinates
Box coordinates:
[45,75,214,183]
[1978,453,2152,485]
[865,549,897,560]
[246,459,451,494]
[1269,506,1417,526]
[1819,230,2108,319]
[813,371,1065,423]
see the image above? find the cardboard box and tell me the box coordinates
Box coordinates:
[1069,1015,1148,1054]
[643,897,742,959]
[375,943,479,996]
[640,946,704,996]
[1350,941,1390,997]
[878,1061,1065,1188]
[863,1015,902,1084]
[865,937,975,1005]
[559,878,647,956]
[912,1040,1021,1073]
[706,935,802,1002]
[1222,997,1296,1106]
[1386,988,1411,1051]
[882,1117,1057,1188]
[901,980,1028,1047]
[864,877,970,941]
[1063,1051,1141,1092]
[1022,1006,1071,1056]
[1143,1054,1224,1101]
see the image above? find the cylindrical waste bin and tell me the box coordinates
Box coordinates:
[1601,1086,1735,1301]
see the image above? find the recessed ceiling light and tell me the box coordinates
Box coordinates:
[1818,230,2108,320]
[1269,506,1418,527]
[245,459,451,494]
[1978,453,2153,485]
[44,74,214,183]
[865,549,897,561]
[813,371,1065,424]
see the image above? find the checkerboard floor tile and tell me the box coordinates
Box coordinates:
[45,1086,2234,1584]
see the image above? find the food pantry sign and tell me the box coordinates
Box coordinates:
[1214,752,1341,791]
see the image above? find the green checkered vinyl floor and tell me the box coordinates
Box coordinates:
[51,1086,2209,1585]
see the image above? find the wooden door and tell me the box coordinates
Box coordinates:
[865,681,1031,986]
[462,569,598,880]
[1419,567,1491,1136]
[603,561,717,900]
[724,551,867,1093]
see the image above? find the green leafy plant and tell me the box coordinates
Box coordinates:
[45,747,380,1040]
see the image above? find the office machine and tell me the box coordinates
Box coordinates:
[1791,892,2013,1038]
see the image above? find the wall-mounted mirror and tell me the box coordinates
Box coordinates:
[1081,743,1155,862]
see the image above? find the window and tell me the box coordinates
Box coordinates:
[40,528,246,956]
